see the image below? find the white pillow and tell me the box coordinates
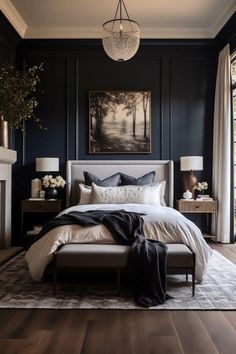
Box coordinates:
[79,183,92,204]
[90,183,163,205]
[145,182,166,206]
[159,180,167,206]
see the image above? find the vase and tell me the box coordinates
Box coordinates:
[183,190,192,199]
[0,116,9,148]
[45,187,58,199]
[194,189,199,199]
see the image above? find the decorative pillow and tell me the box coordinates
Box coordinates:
[142,183,163,206]
[159,180,167,206]
[84,171,120,187]
[79,183,92,204]
[90,183,163,205]
[120,171,155,186]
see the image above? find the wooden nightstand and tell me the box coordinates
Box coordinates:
[176,200,218,240]
[21,199,62,238]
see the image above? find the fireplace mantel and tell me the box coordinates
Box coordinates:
[0,147,17,248]
[0,147,17,165]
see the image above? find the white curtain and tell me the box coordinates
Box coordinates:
[212,44,231,243]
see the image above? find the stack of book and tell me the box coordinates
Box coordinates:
[26,225,43,236]
[196,195,213,201]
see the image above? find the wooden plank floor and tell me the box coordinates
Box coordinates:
[0,243,236,354]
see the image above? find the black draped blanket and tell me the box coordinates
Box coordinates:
[36,210,170,307]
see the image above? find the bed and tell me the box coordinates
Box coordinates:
[25,160,212,284]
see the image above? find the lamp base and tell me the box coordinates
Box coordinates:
[183,171,198,194]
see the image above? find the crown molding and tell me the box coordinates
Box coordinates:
[141,27,213,39]
[25,26,102,39]
[25,26,213,39]
[0,0,27,38]
[210,1,236,37]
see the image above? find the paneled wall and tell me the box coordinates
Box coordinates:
[11,39,218,241]
[0,11,21,64]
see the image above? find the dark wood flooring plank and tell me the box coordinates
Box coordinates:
[210,243,236,265]
[33,329,86,354]
[24,309,71,334]
[140,310,184,353]
[0,309,17,326]
[142,310,177,336]
[223,311,236,331]
[148,337,183,354]
[49,310,88,354]
[80,319,119,354]
[0,339,35,354]
[198,311,236,354]
[0,309,33,339]
[28,310,87,354]
[171,311,218,354]
[114,311,150,354]
[80,311,151,354]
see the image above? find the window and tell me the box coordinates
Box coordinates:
[231,54,236,233]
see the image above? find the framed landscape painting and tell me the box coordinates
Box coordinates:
[89,91,151,154]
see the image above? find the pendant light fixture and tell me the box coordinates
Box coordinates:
[102,0,140,62]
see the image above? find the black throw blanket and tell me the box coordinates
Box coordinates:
[36,210,170,307]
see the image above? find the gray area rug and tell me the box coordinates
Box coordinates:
[0,250,236,309]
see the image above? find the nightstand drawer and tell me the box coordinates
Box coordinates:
[176,200,217,213]
[22,200,62,213]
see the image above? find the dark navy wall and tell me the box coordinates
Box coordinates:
[0,11,21,64]
[16,41,218,169]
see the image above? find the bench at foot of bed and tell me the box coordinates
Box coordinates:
[53,244,129,296]
[53,243,195,297]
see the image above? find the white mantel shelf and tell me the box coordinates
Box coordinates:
[0,146,17,248]
[0,147,17,165]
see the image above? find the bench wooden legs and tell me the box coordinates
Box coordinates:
[185,268,195,297]
[192,270,195,297]
[117,269,121,295]
[53,253,57,296]
[192,253,196,297]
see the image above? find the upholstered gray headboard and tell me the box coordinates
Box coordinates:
[66,160,174,208]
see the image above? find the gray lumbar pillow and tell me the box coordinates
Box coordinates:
[120,171,155,185]
[83,171,120,187]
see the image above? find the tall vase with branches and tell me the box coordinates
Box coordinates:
[0,63,44,148]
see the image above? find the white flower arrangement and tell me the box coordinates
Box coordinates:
[42,175,66,189]
[194,181,208,191]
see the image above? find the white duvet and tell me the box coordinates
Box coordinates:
[25,203,212,282]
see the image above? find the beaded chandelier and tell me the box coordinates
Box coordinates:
[102,0,140,62]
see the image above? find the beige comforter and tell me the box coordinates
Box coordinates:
[25,203,212,282]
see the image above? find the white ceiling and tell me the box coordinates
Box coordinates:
[1,0,236,39]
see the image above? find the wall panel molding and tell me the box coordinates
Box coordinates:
[75,57,79,160]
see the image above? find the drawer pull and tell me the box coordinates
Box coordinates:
[195,205,199,208]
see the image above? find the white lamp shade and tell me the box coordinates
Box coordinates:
[36,157,59,172]
[180,156,203,171]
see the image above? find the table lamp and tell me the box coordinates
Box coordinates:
[180,156,203,193]
[36,157,59,172]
